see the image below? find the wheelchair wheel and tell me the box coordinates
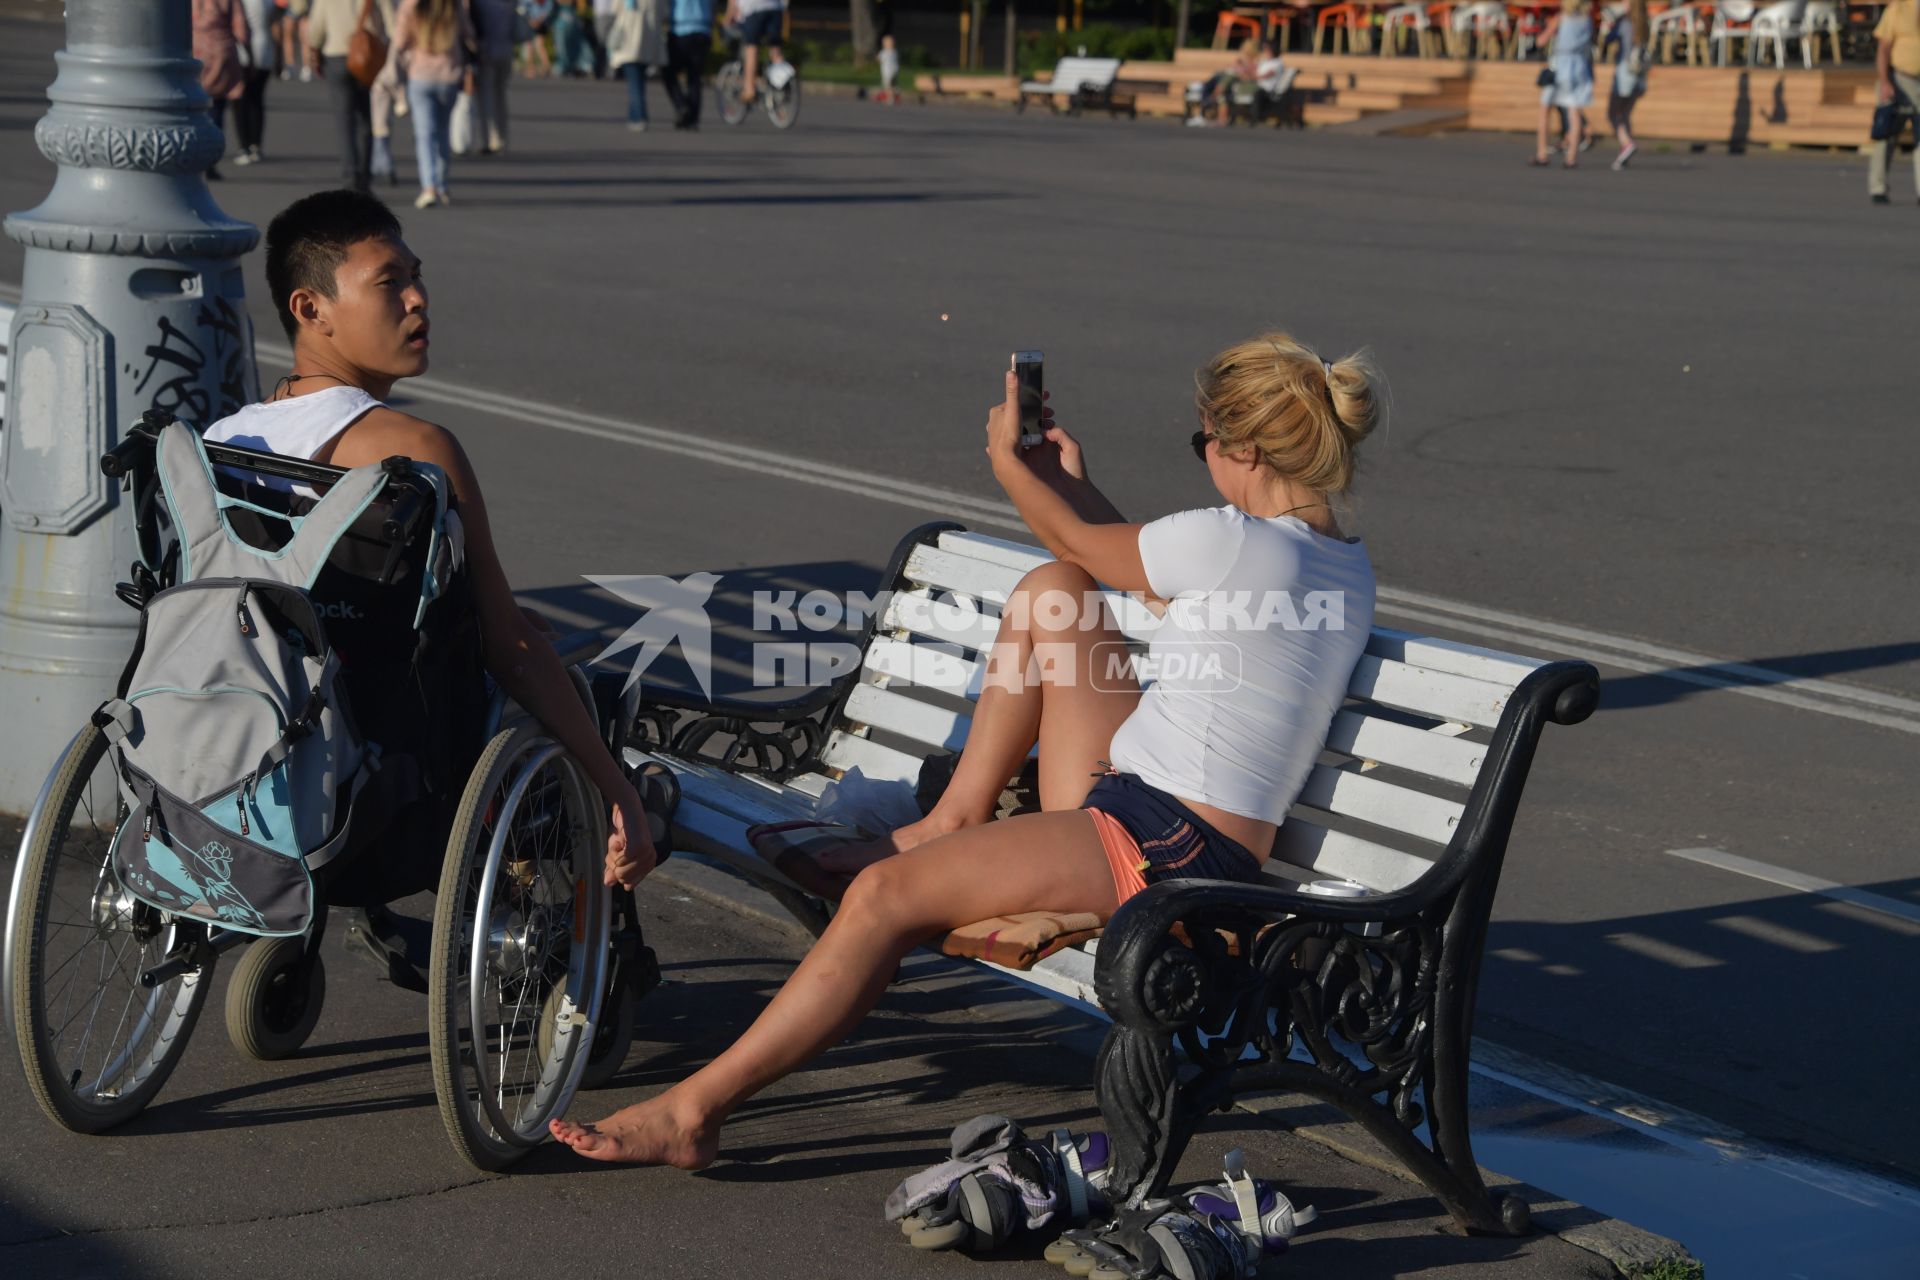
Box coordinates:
[5,724,211,1133]
[224,931,326,1061]
[429,723,612,1172]
[765,76,800,130]
[715,61,750,126]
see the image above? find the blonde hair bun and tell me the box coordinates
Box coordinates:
[1195,332,1387,494]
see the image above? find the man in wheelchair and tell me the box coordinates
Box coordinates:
[204,189,659,982]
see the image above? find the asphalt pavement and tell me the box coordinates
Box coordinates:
[2,12,1917,1267]
[0,835,1621,1280]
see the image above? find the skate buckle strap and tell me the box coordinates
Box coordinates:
[1052,1129,1090,1222]
[1222,1149,1262,1237]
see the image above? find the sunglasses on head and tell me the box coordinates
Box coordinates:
[1189,429,1215,462]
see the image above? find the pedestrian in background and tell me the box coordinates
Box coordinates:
[194,0,251,180]
[235,0,279,164]
[663,0,712,128]
[472,0,516,151]
[367,0,405,184]
[394,0,476,207]
[281,0,313,80]
[592,0,621,76]
[1532,0,1594,168]
[1870,0,1920,204]
[553,0,597,75]
[1607,0,1648,170]
[876,31,899,104]
[308,0,387,192]
[519,0,555,75]
[609,0,666,131]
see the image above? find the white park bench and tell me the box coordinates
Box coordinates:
[626,521,1597,1238]
[1015,56,1138,119]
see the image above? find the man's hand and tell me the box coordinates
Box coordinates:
[1880,79,1897,106]
[308,47,324,76]
[603,785,658,889]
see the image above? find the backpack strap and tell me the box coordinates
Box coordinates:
[155,422,391,588]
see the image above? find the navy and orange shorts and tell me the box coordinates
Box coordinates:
[1081,772,1263,905]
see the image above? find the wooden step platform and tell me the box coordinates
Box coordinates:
[915,57,1877,148]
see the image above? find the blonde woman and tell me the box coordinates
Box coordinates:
[553,334,1384,1167]
[393,0,476,207]
[1533,0,1595,167]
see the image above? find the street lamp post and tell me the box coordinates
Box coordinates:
[0,0,258,813]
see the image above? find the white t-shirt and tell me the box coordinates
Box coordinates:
[1107,506,1376,828]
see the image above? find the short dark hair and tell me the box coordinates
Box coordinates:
[265,189,404,341]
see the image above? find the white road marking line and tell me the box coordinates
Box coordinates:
[1667,847,1920,927]
[72,331,1887,742]
[1376,598,1920,738]
[1380,586,1920,719]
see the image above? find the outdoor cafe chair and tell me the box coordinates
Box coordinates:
[1650,0,1711,62]
[1749,0,1808,67]
[1799,0,1842,64]
[1452,0,1514,57]
[1710,0,1759,64]
[1315,3,1375,53]
[1383,2,1442,54]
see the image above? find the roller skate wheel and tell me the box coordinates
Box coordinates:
[908,1219,968,1251]
[1044,1238,1086,1265]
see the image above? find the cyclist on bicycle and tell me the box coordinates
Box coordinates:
[726,0,785,103]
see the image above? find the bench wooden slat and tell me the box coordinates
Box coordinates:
[883,587,1003,653]
[864,635,983,698]
[1295,762,1462,845]
[819,729,927,784]
[1368,626,1545,688]
[842,682,970,751]
[1325,708,1482,787]
[1348,653,1510,729]
[936,529,1055,573]
[902,543,1019,606]
[1268,821,1435,892]
[906,543,1162,642]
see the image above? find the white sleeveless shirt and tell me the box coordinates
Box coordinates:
[203,385,384,498]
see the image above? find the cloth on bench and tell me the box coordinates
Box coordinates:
[938,910,1105,970]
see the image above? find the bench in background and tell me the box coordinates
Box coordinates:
[1016,56,1139,119]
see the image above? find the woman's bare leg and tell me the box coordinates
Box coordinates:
[551,809,1121,1165]
[818,561,1139,877]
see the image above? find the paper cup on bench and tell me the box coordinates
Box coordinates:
[1298,878,1384,939]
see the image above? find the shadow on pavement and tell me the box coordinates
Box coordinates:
[1601,639,1920,712]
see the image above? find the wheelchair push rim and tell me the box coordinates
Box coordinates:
[431,724,611,1170]
[6,723,210,1133]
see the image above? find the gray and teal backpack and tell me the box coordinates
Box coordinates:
[98,421,462,937]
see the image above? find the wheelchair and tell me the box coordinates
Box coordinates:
[3,412,661,1172]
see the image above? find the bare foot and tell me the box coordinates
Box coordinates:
[549,1094,719,1168]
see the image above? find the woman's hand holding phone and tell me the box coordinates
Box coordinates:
[987,370,1084,492]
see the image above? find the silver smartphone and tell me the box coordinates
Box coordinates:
[1011,350,1044,448]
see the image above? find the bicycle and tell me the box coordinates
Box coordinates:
[713,26,800,130]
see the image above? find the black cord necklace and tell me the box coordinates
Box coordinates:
[270,371,354,400]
